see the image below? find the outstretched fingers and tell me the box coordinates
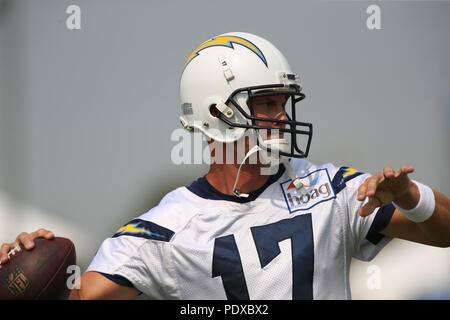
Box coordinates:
[357,165,415,217]
[357,172,384,201]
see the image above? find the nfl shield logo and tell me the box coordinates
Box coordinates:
[3,266,31,297]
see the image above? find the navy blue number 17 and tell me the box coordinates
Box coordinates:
[212,214,314,300]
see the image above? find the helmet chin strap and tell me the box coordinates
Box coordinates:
[232,132,308,198]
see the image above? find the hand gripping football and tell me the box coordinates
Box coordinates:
[0,237,76,300]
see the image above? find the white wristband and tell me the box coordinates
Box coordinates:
[393,181,435,223]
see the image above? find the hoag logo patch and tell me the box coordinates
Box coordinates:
[280,168,335,213]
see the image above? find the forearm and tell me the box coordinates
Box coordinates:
[394,183,450,247]
[68,288,81,300]
[67,271,140,300]
[415,190,450,247]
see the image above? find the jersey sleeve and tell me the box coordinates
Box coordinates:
[331,166,395,261]
[85,218,177,299]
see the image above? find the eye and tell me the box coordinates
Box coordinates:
[266,100,276,108]
[253,100,270,109]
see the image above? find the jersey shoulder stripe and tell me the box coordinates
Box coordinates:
[331,166,365,194]
[112,218,175,242]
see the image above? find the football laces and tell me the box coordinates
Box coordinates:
[7,245,21,258]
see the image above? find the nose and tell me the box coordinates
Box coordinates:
[270,105,288,128]
[274,107,288,121]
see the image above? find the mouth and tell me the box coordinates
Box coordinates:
[258,128,285,141]
[268,132,285,140]
[258,136,290,154]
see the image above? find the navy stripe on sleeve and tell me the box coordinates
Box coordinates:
[365,204,396,245]
[100,273,134,288]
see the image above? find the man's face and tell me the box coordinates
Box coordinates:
[208,93,290,166]
[250,94,288,140]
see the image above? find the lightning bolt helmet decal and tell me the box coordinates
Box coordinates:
[184,35,268,69]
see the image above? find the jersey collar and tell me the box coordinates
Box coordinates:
[187,164,286,203]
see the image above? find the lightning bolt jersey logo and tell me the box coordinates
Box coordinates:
[331,166,364,195]
[184,35,268,69]
[342,168,359,179]
[113,219,174,242]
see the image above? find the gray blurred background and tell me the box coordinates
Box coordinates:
[0,0,448,299]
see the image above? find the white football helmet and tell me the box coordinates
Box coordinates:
[179,32,312,159]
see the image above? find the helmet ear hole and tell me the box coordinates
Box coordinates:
[209,104,220,118]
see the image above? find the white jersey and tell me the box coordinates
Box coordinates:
[86,159,394,300]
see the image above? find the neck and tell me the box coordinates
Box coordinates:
[206,162,272,196]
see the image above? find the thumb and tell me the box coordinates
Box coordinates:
[359,196,382,217]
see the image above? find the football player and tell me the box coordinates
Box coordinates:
[1,32,449,300]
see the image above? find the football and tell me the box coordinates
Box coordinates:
[0,237,76,300]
